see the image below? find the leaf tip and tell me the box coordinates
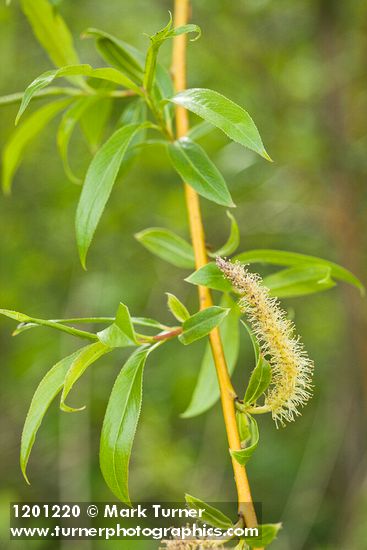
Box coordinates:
[262,149,273,162]
[20,462,31,486]
[60,401,86,413]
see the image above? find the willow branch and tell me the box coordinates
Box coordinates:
[171,0,262,539]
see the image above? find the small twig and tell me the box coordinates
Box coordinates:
[152,327,182,341]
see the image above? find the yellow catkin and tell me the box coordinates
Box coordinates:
[216,258,314,426]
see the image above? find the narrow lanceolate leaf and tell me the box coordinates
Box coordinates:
[2,99,71,194]
[0,308,97,340]
[20,348,86,484]
[135,228,195,269]
[20,0,80,68]
[84,28,144,83]
[144,15,200,93]
[166,293,190,322]
[100,347,149,504]
[188,120,214,141]
[234,249,365,294]
[263,265,336,298]
[84,28,173,103]
[168,138,234,207]
[169,88,271,160]
[97,303,139,348]
[16,65,143,123]
[60,341,110,412]
[76,123,145,268]
[245,523,282,547]
[80,97,112,153]
[182,295,240,418]
[230,415,259,466]
[209,211,240,258]
[57,96,99,183]
[185,495,232,529]
[185,262,233,292]
[244,356,272,404]
[179,306,230,346]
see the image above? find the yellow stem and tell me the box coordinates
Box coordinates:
[172,0,262,540]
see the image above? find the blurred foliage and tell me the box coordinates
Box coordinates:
[0,0,366,549]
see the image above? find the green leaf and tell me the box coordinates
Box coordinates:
[230,415,259,466]
[182,295,240,418]
[263,265,336,298]
[84,28,144,83]
[20,347,86,484]
[118,99,148,172]
[236,411,251,443]
[20,0,80,69]
[0,308,97,341]
[187,120,214,141]
[80,97,113,153]
[179,306,229,346]
[168,138,234,207]
[132,317,168,330]
[16,65,143,123]
[166,293,190,322]
[76,123,146,268]
[0,86,82,107]
[97,303,139,348]
[234,249,365,294]
[60,341,110,412]
[144,15,200,93]
[57,96,99,183]
[2,99,71,194]
[84,27,173,125]
[185,262,232,292]
[244,356,271,405]
[100,347,150,504]
[209,211,240,257]
[135,227,195,269]
[244,523,282,547]
[13,315,168,336]
[169,88,271,160]
[185,494,232,529]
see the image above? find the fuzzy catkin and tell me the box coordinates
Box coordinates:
[216,258,314,426]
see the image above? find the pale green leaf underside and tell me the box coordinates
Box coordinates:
[230,415,259,466]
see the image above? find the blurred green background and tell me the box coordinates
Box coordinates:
[0,0,366,549]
